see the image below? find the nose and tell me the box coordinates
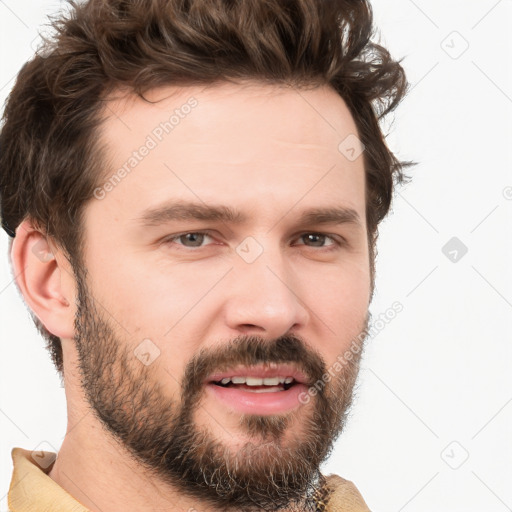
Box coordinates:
[223,247,310,339]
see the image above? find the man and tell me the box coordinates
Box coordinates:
[0,0,409,510]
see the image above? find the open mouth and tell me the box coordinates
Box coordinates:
[212,376,297,393]
[204,365,309,415]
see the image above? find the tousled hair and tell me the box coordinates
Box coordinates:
[0,0,410,375]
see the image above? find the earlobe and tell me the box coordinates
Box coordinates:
[10,220,75,339]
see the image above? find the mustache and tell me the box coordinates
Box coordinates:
[181,334,327,398]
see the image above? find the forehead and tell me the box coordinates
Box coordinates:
[101,81,359,154]
[91,81,365,229]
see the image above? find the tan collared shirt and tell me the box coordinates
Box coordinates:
[8,447,371,511]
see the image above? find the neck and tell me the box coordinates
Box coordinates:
[48,428,318,512]
[48,348,212,512]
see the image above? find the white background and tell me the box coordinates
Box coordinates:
[1,1,511,511]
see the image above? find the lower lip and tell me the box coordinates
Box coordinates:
[205,383,309,415]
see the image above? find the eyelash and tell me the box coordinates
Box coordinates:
[161,231,345,252]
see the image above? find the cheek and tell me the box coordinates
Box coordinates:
[302,261,370,364]
[85,247,213,329]
[84,256,234,381]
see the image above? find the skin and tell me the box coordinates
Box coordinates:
[11,81,371,511]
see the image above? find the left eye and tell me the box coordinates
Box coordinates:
[296,233,336,247]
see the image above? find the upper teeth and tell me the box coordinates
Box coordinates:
[220,376,294,386]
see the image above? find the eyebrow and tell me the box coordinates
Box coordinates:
[135,201,362,229]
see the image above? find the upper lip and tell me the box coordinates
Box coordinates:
[206,364,310,385]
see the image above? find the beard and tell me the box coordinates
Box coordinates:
[72,266,367,512]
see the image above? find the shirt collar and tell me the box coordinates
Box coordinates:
[8,447,370,511]
[8,447,90,512]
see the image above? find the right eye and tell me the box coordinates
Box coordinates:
[162,231,216,249]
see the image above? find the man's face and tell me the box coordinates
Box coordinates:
[74,82,371,510]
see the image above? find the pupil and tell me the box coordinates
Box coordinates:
[181,233,204,247]
[306,233,324,246]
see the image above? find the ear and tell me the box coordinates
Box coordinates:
[10,219,76,339]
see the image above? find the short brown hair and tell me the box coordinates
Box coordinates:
[0,0,410,375]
